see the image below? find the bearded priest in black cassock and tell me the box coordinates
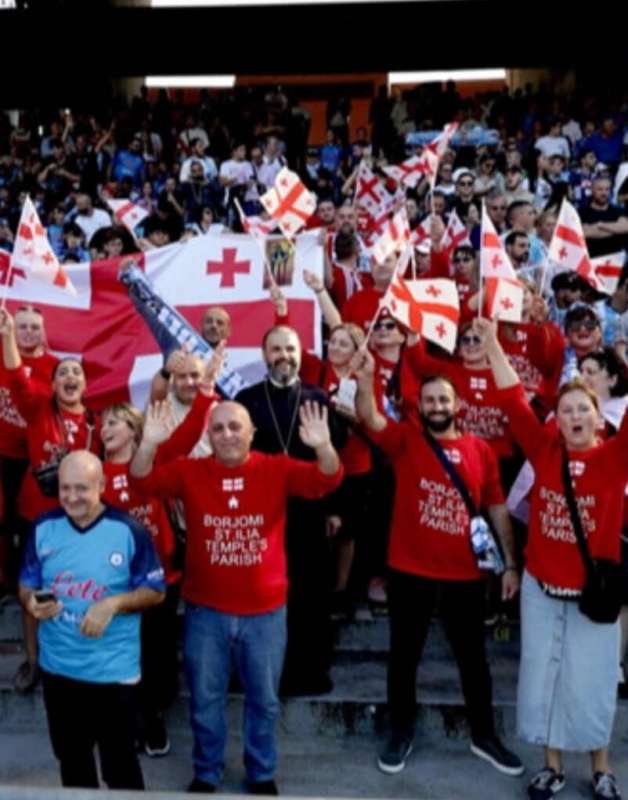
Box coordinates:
[236,325,347,695]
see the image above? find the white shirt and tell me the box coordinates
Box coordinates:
[219,159,257,202]
[179,127,209,152]
[534,135,571,160]
[75,208,112,245]
[257,155,285,190]
[179,155,218,183]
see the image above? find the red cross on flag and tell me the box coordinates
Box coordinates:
[591,251,626,295]
[425,122,460,158]
[354,160,391,216]
[480,204,523,321]
[410,217,431,250]
[11,196,77,296]
[480,204,517,281]
[260,167,316,237]
[240,213,277,239]
[441,209,471,260]
[369,207,411,264]
[106,198,149,236]
[548,199,602,291]
[382,274,460,353]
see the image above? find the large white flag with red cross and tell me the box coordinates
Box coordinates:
[382,274,459,353]
[441,209,471,259]
[0,233,323,410]
[260,167,316,237]
[591,251,625,295]
[11,196,77,296]
[369,207,411,264]
[548,199,603,291]
[383,150,439,189]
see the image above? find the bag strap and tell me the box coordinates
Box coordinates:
[422,429,478,519]
[560,444,594,574]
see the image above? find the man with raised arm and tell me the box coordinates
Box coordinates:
[351,347,523,779]
[130,399,343,795]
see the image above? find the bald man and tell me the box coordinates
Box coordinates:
[201,306,231,347]
[130,400,343,795]
[19,450,165,791]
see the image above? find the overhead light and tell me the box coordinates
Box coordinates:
[152,0,404,5]
[145,75,236,88]
[389,69,507,86]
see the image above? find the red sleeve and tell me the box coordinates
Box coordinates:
[479,440,505,507]
[156,391,215,464]
[362,417,406,458]
[527,322,565,379]
[498,384,547,463]
[282,455,344,498]
[599,408,628,479]
[7,366,48,423]
[274,310,290,326]
[130,459,188,499]
[428,248,452,279]
[300,350,324,386]
[403,340,456,381]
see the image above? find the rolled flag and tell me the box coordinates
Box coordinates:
[382,273,460,353]
[369,207,411,264]
[260,167,316,237]
[11,196,77,296]
[480,203,522,321]
[106,198,149,236]
[548,198,602,291]
[591,251,626,295]
[235,200,278,239]
[426,121,460,158]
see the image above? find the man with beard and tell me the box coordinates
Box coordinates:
[352,350,522,779]
[235,326,347,695]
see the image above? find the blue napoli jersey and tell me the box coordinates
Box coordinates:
[20,505,165,684]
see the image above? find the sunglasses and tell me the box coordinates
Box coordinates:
[568,320,598,332]
[453,256,473,264]
[374,320,398,331]
[460,334,482,345]
[458,180,474,187]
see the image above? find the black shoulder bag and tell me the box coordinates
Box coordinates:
[560,446,623,624]
[33,407,95,498]
[423,430,505,574]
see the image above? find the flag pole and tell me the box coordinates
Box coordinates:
[0,257,13,312]
[477,200,485,318]
[234,197,279,290]
[538,197,566,297]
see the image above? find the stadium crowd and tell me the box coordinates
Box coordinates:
[1,79,628,800]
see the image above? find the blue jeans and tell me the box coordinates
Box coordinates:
[183,603,287,785]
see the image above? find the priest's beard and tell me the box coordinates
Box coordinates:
[267,358,299,386]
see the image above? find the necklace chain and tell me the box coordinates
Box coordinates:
[263,379,301,455]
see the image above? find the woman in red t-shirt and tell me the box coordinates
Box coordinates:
[0,305,58,593]
[480,316,626,800]
[0,308,100,694]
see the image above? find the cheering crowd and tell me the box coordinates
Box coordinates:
[1,82,628,800]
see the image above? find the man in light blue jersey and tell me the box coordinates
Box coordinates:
[19,450,165,790]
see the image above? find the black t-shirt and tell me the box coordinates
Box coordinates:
[579,203,628,257]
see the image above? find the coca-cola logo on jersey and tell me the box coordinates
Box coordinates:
[50,571,108,602]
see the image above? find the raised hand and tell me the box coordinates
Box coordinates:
[268,283,288,317]
[142,400,175,445]
[303,269,324,293]
[472,316,498,349]
[349,346,375,385]
[0,309,15,338]
[298,401,332,450]
[529,294,549,324]
[200,341,226,396]
[164,348,188,375]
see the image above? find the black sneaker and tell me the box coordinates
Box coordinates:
[470,736,524,776]
[144,713,170,757]
[377,734,413,774]
[187,778,216,794]
[527,767,565,799]
[593,772,621,800]
[246,780,279,795]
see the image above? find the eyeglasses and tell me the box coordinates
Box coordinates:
[568,320,598,332]
[460,334,482,345]
[374,320,398,331]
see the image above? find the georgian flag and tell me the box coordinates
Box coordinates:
[369,207,411,264]
[480,203,523,321]
[410,216,431,249]
[426,121,460,158]
[548,199,602,291]
[260,167,316,237]
[354,160,392,217]
[441,209,471,258]
[591,251,626,295]
[11,196,77,296]
[382,274,459,353]
[106,198,149,236]
[383,149,439,189]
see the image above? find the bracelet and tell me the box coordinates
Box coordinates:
[160,367,171,380]
[314,288,325,294]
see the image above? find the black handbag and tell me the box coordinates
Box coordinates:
[560,447,623,624]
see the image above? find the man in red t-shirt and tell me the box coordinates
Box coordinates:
[352,349,523,779]
[130,399,343,795]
